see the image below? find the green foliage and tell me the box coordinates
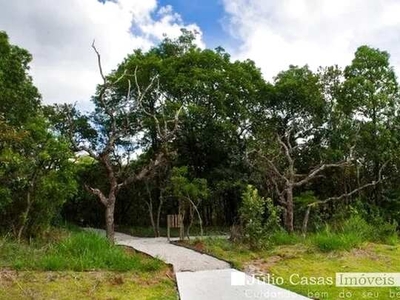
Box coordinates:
[239,185,282,248]
[3,29,400,243]
[169,166,209,201]
[264,196,283,232]
[0,32,77,238]
[0,116,77,237]
[239,185,266,248]
[0,31,40,125]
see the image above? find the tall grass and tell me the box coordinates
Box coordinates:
[1,230,163,272]
[311,215,398,252]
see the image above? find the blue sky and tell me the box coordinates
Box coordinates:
[157,0,231,48]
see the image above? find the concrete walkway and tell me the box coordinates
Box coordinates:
[114,233,230,272]
[177,269,310,300]
[88,229,309,299]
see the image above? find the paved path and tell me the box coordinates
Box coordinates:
[177,269,310,300]
[88,229,309,299]
[115,233,230,272]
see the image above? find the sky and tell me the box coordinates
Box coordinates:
[1,0,400,111]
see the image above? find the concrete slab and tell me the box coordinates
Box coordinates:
[176,269,309,300]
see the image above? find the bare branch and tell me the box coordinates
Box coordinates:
[276,133,292,165]
[91,40,106,84]
[265,155,289,184]
[294,161,349,187]
[117,152,166,190]
[84,184,108,206]
[308,161,388,207]
[270,176,287,205]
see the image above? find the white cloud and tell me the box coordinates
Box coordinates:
[0,0,203,111]
[222,0,400,82]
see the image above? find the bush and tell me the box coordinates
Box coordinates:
[239,185,266,249]
[238,185,282,249]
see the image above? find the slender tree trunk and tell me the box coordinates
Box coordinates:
[302,206,311,236]
[145,183,158,237]
[105,200,115,243]
[186,205,194,239]
[285,186,294,233]
[186,196,204,237]
[148,202,157,238]
[178,201,185,240]
[155,190,164,238]
[17,190,33,243]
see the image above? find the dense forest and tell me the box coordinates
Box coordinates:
[1,29,400,243]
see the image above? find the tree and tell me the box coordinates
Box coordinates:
[0,32,76,240]
[0,31,40,124]
[54,43,182,243]
[340,45,399,204]
[108,31,266,227]
[250,66,365,233]
[168,166,209,239]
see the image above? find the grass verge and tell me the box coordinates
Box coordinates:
[0,269,176,300]
[0,228,177,300]
[183,237,400,300]
[0,230,163,272]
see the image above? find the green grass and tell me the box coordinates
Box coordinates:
[0,228,177,299]
[310,230,364,252]
[0,269,177,300]
[0,229,163,272]
[183,236,400,300]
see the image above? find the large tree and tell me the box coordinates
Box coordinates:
[0,32,77,239]
[340,45,399,204]
[54,43,181,242]
[108,31,266,226]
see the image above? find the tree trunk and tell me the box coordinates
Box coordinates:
[178,202,185,240]
[17,189,33,243]
[155,190,164,238]
[145,183,158,237]
[302,206,311,236]
[186,205,194,239]
[105,201,115,243]
[285,187,294,233]
[148,202,157,238]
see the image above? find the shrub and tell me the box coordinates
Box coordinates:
[238,185,282,249]
[239,185,266,249]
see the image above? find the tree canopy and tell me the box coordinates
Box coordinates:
[1,29,400,240]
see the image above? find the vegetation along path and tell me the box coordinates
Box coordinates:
[90,229,308,300]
